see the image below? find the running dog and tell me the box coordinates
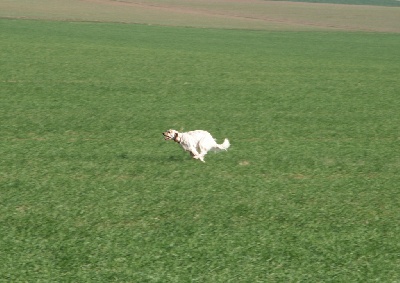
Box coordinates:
[162,129,230,162]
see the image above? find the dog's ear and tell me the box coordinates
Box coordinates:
[174,132,181,142]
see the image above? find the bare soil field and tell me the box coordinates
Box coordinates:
[0,0,399,32]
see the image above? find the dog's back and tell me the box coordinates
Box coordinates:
[186,130,213,143]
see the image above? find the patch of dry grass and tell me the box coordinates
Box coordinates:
[0,0,399,32]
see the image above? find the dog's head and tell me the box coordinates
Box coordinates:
[162,129,180,142]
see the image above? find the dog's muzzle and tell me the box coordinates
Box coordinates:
[162,132,171,140]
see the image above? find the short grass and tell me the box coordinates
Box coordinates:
[1,19,400,282]
[1,0,400,32]
[275,0,400,7]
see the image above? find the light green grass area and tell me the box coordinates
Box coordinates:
[1,19,400,281]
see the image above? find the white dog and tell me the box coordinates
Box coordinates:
[162,129,230,162]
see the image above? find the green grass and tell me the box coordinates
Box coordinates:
[1,19,400,282]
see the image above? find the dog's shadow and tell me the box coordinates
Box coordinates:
[165,155,187,162]
[116,141,197,163]
[116,152,189,163]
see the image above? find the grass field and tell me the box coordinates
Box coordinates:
[1,0,400,32]
[1,1,400,282]
[278,0,400,6]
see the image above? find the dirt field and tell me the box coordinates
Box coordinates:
[1,0,399,32]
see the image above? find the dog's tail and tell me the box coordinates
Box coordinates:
[215,138,230,151]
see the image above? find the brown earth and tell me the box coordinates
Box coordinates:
[0,0,399,32]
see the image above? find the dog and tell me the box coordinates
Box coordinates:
[162,129,230,162]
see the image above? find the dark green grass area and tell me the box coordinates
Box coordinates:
[1,19,400,281]
[272,0,400,7]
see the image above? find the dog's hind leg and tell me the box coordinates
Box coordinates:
[196,149,208,162]
[188,148,203,161]
[194,155,205,162]
[189,149,205,162]
[196,155,205,162]
[197,141,213,162]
